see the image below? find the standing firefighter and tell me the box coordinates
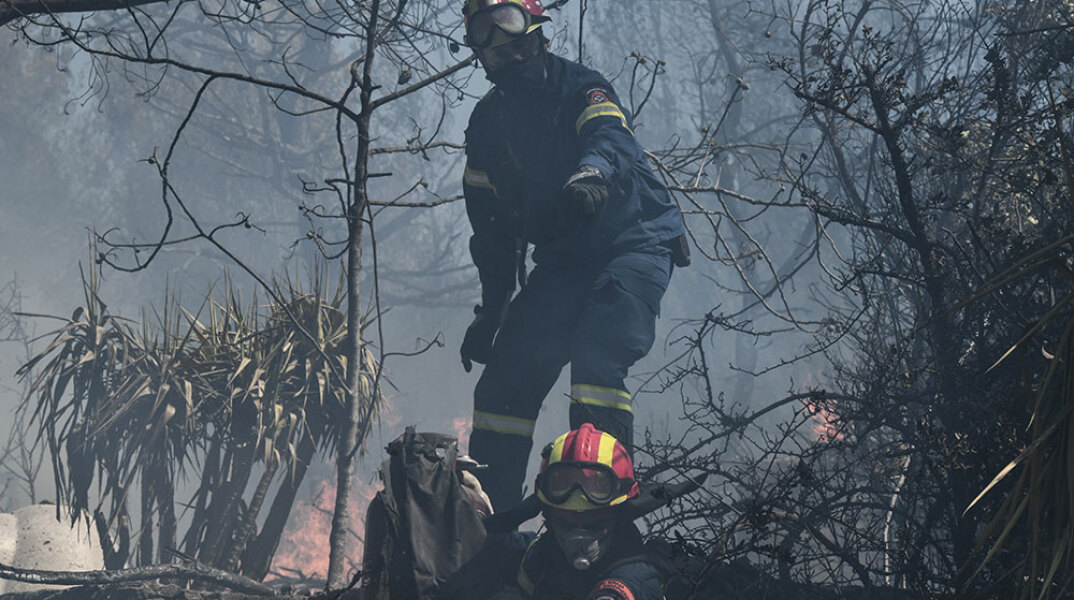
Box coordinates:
[460,0,688,510]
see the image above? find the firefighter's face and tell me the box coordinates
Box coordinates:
[546,507,617,536]
[476,31,541,72]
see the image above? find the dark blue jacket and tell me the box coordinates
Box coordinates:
[463,52,684,306]
[512,524,665,600]
[439,525,665,600]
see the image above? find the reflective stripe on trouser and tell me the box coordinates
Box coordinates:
[470,248,672,510]
[469,410,537,512]
[569,248,670,456]
[569,384,633,453]
[473,410,537,438]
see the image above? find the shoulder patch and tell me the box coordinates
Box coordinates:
[584,87,612,105]
[588,578,636,600]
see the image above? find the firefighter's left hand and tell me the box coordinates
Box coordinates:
[460,304,501,372]
[562,166,608,219]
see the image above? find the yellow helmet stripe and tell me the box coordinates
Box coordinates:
[597,430,616,466]
[549,430,569,463]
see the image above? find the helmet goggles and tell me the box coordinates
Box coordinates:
[466,4,533,49]
[475,33,539,71]
[538,461,636,507]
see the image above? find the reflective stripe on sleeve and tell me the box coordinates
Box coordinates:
[473,409,536,438]
[463,165,497,192]
[575,102,633,135]
[570,384,633,413]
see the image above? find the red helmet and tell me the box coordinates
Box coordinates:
[462,0,550,49]
[535,424,639,512]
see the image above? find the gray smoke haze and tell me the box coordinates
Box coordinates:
[0,1,819,515]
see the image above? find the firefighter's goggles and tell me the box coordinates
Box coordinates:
[476,33,539,71]
[467,4,531,49]
[538,462,635,506]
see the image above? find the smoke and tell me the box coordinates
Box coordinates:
[0,0,817,564]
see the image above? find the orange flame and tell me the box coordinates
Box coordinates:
[806,400,844,443]
[270,476,380,581]
[269,413,475,581]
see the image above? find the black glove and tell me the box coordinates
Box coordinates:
[461,303,506,372]
[562,166,608,220]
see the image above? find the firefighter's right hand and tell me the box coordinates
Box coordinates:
[461,304,500,372]
[562,165,608,220]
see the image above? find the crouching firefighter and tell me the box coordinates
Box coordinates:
[443,424,704,600]
[459,0,691,512]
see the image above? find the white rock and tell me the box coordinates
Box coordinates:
[0,505,104,594]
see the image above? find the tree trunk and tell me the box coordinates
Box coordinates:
[327,0,380,589]
[183,436,221,558]
[224,458,278,572]
[242,432,317,580]
[156,460,177,565]
[199,428,257,568]
[138,479,154,567]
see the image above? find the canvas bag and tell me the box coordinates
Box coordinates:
[363,427,488,600]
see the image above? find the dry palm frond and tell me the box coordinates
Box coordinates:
[17,262,384,571]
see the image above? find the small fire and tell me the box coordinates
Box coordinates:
[270,476,381,581]
[269,415,476,581]
[806,400,845,443]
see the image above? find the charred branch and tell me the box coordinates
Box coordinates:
[0,562,276,596]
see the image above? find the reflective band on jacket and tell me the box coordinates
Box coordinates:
[463,165,497,192]
[516,537,539,595]
[575,102,633,135]
[570,384,633,413]
[473,410,536,437]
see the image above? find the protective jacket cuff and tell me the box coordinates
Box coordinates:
[579,157,615,183]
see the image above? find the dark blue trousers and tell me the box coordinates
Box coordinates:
[469,247,672,510]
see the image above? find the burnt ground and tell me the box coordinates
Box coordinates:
[0,583,354,600]
[0,561,919,600]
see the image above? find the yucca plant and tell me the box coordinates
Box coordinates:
[16,265,193,567]
[17,262,383,578]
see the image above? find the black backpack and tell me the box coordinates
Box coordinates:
[361,427,488,600]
